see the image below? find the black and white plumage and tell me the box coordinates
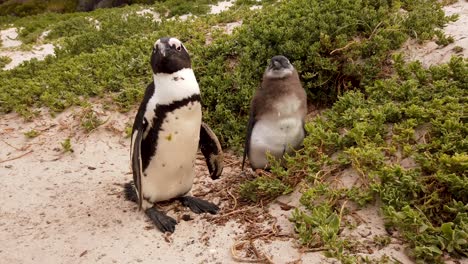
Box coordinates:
[242,55,307,170]
[126,37,223,233]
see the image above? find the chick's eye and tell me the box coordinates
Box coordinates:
[176,45,181,51]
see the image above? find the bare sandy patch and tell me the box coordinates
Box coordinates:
[0,28,55,70]
[210,1,234,15]
[1,28,22,48]
[0,43,55,70]
[402,0,468,66]
[136,9,161,22]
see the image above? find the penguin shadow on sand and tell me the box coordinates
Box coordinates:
[124,37,224,233]
[242,55,307,174]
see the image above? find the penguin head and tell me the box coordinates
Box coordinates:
[265,55,294,79]
[151,37,191,74]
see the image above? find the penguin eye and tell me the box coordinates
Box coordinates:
[176,45,182,52]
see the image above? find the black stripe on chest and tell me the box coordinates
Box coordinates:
[141,93,201,171]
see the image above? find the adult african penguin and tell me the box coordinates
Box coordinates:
[242,55,307,170]
[125,37,224,233]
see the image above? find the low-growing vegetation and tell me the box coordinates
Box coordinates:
[0,0,220,17]
[1,0,466,262]
[246,57,467,262]
[24,129,40,138]
[61,137,74,153]
[0,55,12,68]
[0,0,458,148]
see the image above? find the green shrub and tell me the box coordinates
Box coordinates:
[0,0,77,17]
[0,56,12,69]
[0,0,455,148]
[286,57,468,262]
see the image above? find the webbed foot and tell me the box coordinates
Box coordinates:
[145,207,177,233]
[178,196,219,214]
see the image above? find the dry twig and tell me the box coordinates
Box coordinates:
[0,150,34,163]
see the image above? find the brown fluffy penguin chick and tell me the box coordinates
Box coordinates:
[242,55,307,170]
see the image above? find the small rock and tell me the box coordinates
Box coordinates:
[88,166,96,170]
[182,214,193,221]
[358,229,372,238]
[5,165,12,169]
[385,226,396,236]
[211,197,220,205]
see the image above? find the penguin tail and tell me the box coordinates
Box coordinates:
[124,181,138,203]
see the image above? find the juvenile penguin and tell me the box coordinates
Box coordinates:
[125,37,224,233]
[242,55,307,170]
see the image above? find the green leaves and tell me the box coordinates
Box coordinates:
[0,56,12,69]
[24,129,40,138]
[292,204,341,248]
[288,57,468,261]
[0,0,458,149]
[61,138,73,153]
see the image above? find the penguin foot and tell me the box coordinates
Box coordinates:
[145,207,177,233]
[124,181,138,203]
[178,196,219,215]
[254,168,271,176]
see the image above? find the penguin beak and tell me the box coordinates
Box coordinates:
[273,61,282,69]
[270,60,283,70]
[157,43,171,57]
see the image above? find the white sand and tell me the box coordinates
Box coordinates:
[0,28,55,70]
[402,0,468,66]
[136,9,161,22]
[210,1,234,15]
[1,105,420,263]
[0,28,22,48]
[0,43,55,70]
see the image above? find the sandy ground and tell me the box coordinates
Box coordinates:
[0,106,417,264]
[0,28,55,70]
[1,1,467,264]
[402,0,468,66]
[210,1,234,15]
[0,107,333,264]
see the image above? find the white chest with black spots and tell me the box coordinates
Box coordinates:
[139,68,203,203]
[142,101,202,202]
[249,96,304,168]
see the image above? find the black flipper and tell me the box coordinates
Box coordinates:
[242,108,256,170]
[130,82,154,211]
[199,122,223,179]
[131,128,144,211]
[178,196,219,214]
[146,207,177,233]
